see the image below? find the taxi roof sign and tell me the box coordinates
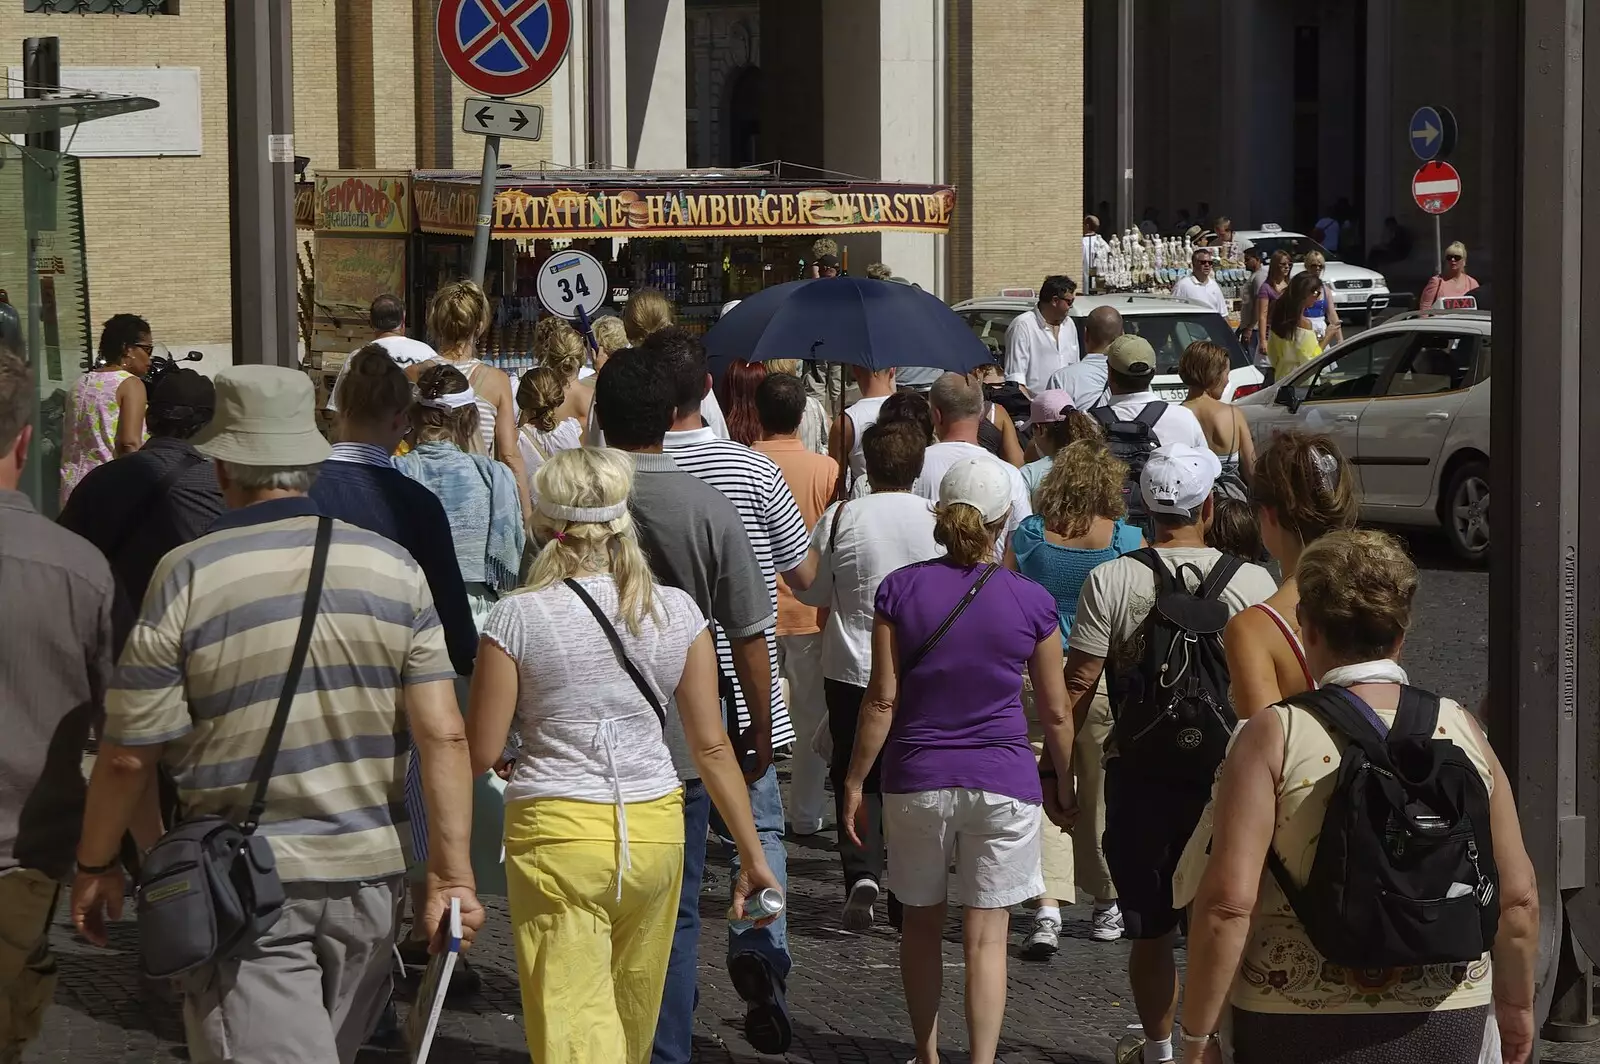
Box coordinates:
[998,287,1037,299]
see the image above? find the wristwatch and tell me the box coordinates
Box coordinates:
[76,858,119,876]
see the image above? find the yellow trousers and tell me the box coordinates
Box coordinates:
[504,792,685,1064]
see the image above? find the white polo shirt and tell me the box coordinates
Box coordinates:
[1003,308,1080,394]
[1170,275,1230,318]
[1097,390,1209,450]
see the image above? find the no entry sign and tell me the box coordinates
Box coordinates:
[436,0,572,99]
[1412,161,1461,215]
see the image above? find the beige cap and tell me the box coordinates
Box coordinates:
[192,365,332,467]
[1106,334,1156,377]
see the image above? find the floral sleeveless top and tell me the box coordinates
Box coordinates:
[60,368,142,505]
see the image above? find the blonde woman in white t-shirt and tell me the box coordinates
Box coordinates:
[467,447,779,1064]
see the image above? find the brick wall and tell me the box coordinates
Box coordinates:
[946,0,1084,301]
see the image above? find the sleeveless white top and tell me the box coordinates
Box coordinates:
[844,394,889,487]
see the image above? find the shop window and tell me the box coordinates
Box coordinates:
[26,0,179,13]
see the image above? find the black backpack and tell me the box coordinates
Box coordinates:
[1267,685,1499,969]
[1092,402,1166,529]
[1107,548,1242,783]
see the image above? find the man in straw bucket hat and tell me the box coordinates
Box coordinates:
[72,366,484,1064]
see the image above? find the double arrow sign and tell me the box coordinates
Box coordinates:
[461,98,544,142]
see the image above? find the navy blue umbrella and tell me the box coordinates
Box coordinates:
[704,277,992,375]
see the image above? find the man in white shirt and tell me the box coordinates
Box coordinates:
[1047,305,1123,411]
[1168,248,1229,318]
[913,373,1031,547]
[1003,275,1080,395]
[325,294,437,412]
[1082,215,1110,288]
[1053,443,1276,1064]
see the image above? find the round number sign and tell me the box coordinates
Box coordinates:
[535,249,608,320]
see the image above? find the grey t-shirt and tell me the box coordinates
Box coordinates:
[0,491,114,879]
[628,452,773,780]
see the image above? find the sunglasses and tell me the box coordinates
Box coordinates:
[1194,259,1214,267]
[1446,254,1464,262]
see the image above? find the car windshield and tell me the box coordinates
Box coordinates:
[1073,312,1251,373]
[1245,234,1338,264]
[957,307,1250,373]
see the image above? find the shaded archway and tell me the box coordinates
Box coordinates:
[723,64,761,167]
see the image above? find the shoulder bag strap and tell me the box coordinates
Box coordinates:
[564,578,667,730]
[1196,554,1245,601]
[1251,604,1313,689]
[1134,401,1167,429]
[1389,684,1443,746]
[243,516,333,835]
[829,500,848,554]
[902,564,999,675]
[1285,686,1393,770]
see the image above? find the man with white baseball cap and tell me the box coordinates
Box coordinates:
[1049,441,1275,1064]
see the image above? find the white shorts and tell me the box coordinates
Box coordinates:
[883,788,1045,909]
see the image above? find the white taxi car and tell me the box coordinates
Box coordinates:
[1236,310,1491,561]
[951,292,1266,403]
[1234,224,1392,320]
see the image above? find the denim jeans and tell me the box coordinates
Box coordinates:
[650,780,710,1064]
[710,763,791,981]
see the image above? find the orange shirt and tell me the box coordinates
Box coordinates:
[752,437,837,636]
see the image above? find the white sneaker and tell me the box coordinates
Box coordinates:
[1021,912,1061,960]
[1092,902,1124,942]
[842,877,880,932]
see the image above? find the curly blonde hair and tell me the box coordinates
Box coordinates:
[535,318,587,381]
[1034,440,1127,536]
[523,448,660,634]
[1296,529,1417,662]
[427,280,490,355]
[592,315,629,358]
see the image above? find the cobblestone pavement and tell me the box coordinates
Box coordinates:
[31,547,1600,1063]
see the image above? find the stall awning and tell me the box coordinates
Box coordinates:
[411,169,956,240]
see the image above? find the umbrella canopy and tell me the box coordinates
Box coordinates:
[703,276,993,376]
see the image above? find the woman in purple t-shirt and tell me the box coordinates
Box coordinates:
[841,457,1074,1064]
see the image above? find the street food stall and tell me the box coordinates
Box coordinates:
[408,167,957,378]
[305,170,413,408]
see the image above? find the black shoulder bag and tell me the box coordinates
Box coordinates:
[135,516,333,979]
[902,564,999,674]
[565,578,667,729]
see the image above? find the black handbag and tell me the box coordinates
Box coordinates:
[134,517,333,979]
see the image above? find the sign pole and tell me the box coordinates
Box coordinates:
[469,133,500,287]
[1434,213,1442,276]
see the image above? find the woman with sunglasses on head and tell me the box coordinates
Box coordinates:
[60,313,153,504]
[1253,251,1293,363]
[1301,250,1343,347]
[1419,242,1480,311]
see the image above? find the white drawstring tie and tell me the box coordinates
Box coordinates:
[594,717,631,901]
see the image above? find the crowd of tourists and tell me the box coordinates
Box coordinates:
[0,275,1535,1064]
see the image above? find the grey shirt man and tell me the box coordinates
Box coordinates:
[0,490,114,879]
[628,451,772,780]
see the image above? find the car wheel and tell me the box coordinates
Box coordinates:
[1443,459,1490,563]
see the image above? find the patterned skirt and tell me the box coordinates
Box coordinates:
[1231,1005,1490,1064]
